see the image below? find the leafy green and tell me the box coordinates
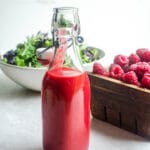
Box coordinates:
[58,15,73,28]
[79,44,105,64]
[2,31,104,68]
[63,56,73,67]
[3,31,53,68]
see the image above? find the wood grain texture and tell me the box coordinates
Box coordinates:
[88,73,150,139]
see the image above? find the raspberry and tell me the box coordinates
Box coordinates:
[129,62,150,80]
[114,54,129,68]
[109,64,124,80]
[143,51,150,62]
[128,53,141,65]
[93,62,109,76]
[122,64,130,73]
[136,48,149,60]
[122,71,139,86]
[128,64,137,74]
[141,72,150,89]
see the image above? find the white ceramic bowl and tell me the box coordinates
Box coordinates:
[0,47,105,91]
[0,60,104,92]
[0,59,47,91]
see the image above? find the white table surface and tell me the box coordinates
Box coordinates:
[0,0,150,150]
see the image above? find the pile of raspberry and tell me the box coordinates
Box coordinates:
[93,48,150,89]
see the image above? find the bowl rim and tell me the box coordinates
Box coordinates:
[0,58,95,70]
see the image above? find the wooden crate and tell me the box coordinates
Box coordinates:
[88,72,150,139]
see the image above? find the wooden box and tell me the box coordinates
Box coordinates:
[88,73,150,139]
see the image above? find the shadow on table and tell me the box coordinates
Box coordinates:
[0,83,40,101]
[0,71,40,100]
[90,117,148,142]
[9,147,43,150]
[26,148,42,150]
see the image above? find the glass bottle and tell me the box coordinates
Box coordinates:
[41,7,90,150]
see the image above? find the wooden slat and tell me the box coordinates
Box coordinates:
[88,73,150,139]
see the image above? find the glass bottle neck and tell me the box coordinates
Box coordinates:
[49,7,83,72]
[51,7,80,37]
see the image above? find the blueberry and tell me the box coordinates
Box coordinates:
[3,50,16,65]
[8,56,16,65]
[4,50,15,58]
[83,49,94,61]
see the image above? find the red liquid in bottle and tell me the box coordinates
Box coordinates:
[42,67,90,150]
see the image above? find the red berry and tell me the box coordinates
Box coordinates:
[122,71,139,86]
[114,54,129,68]
[141,72,150,89]
[122,64,130,73]
[93,62,109,76]
[143,51,150,62]
[128,63,138,72]
[128,53,141,65]
[109,64,124,80]
[136,48,149,60]
[129,62,150,79]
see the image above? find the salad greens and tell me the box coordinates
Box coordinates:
[79,44,105,64]
[58,14,73,28]
[3,31,53,67]
[2,31,104,68]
